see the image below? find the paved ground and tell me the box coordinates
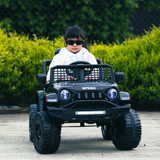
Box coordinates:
[0,111,160,160]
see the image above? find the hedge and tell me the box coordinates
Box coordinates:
[91,26,160,110]
[0,25,160,110]
[0,27,65,106]
[0,0,160,43]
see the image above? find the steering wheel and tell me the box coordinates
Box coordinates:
[69,61,91,65]
[66,61,92,77]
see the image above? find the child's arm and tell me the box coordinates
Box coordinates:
[46,54,63,82]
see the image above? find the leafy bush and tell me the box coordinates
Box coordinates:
[0,27,64,106]
[0,25,160,110]
[91,25,160,110]
[0,0,160,43]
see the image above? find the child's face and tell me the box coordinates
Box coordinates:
[65,37,84,54]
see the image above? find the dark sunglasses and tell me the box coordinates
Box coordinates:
[66,40,84,45]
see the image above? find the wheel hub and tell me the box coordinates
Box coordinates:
[35,123,41,143]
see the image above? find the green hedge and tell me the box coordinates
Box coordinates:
[0,0,160,43]
[0,26,160,109]
[91,26,160,110]
[0,27,65,106]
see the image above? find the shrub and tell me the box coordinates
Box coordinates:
[0,0,160,43]
[0,27,65,106]
[91,25,160,110]
[0,25,160,110]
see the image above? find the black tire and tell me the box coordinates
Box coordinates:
[29,104,38,142]
[112,109,142,150]
[33,111,61,154]
[101,122,112,140]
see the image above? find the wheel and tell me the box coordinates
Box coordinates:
[33,111,61,154]
[29,104,38,142]
[112,109,142,150]
[101,121,112,140]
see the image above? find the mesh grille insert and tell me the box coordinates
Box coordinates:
[50,64,114,83]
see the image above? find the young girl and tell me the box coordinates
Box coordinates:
[46,26,97,81]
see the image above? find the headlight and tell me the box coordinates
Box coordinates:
[107,89,117,99]
[60,90,71,100]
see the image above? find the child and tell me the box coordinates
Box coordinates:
[46,26,97,82]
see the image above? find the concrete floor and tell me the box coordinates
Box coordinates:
[0,111,160,160]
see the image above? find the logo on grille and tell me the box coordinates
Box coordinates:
[82,87,96,90]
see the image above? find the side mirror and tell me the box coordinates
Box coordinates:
[115,72,124,83]
[37,74,46,83]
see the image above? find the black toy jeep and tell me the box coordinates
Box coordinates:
[29,49,142,154]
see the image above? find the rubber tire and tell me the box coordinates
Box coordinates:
[112,109,142,150]
[29,104,38,142]
[33,111,61,154]
[101,122,112,140]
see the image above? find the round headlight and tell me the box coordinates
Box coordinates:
[60,90,71,100]
[107,89,117,99]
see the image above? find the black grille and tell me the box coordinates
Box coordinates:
[75,92,105,100]
[50,64,114,83]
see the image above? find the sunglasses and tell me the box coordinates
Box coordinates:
[66,40,84,45]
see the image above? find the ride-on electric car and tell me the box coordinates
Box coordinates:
[29,49,142,154]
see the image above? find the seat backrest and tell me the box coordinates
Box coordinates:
[55,48,61,55]
[43,48,102,74]
[96,59,102,64]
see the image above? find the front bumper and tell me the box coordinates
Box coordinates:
[47,104,131,123]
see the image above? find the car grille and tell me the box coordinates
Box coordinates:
[74,92,105,100]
